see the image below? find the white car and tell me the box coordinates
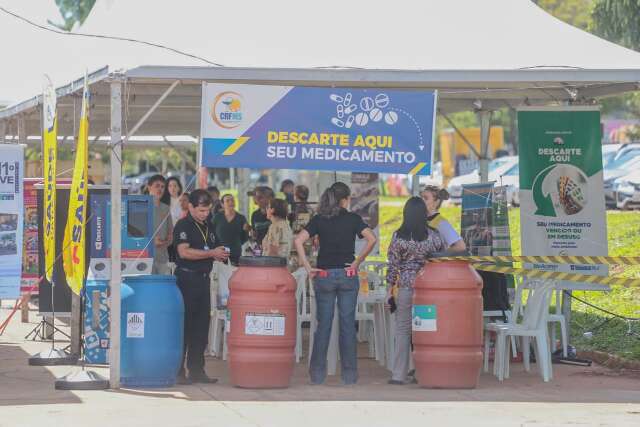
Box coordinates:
[613,169,640,210]
[447,156,519,205]
[602,143,622,169]
[603,154,640,208]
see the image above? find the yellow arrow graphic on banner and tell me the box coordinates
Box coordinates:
[223,137,250,156]
[408,162,427,176]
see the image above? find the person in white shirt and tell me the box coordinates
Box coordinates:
[420,185,466,252]
[162,176,184,225]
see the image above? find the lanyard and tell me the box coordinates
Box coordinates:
[193,220,209,248]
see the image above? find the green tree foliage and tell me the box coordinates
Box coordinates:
[592,0,640,50]
[534,0,595,30]
[50,0,96,31]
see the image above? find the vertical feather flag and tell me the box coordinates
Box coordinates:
[63,74,90,295]
[43,77,57,282]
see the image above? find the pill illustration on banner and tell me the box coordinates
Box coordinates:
[369,108,383,122]
[336,104,344,118]
[355,112,369,126]
[360,97,375,112]
[345,115,355,128]
[331,117,345,128]
[344,104,358,115]
[343,93,352,106]
[329,94,344,103]
[375,93,390,108]
[384,111,399,125]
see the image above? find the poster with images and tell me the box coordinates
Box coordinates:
[21,178,40,294]
[0,145,24,299]
[461,183,494,256]
[351,172,379,256]
[518,107,607,276]
[461,183,513,257]
[200,84,437,176]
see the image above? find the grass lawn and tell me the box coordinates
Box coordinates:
[378,196,640,361]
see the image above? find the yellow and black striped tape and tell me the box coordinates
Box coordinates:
[470,263,640,287]
[431,255,640,266]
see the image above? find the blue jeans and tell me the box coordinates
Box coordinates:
[310,269,359,384]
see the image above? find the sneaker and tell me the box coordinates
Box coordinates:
[387,379,405,385]
[176,375,193,385]
[189,373,218,384]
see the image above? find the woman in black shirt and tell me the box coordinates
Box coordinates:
[294,182,376,385]
[211,194,249,265]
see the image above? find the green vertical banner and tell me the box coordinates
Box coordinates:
[518,107,607,276]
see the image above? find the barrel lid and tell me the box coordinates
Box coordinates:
[239,256,287,267]
[428,250,471,259]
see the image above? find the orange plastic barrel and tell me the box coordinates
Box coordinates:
[227,256,297,388]
[412,258,483,388]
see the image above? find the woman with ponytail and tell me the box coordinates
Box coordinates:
[420,185,466,251]
[386,197,445,384]
[294,182,377,385]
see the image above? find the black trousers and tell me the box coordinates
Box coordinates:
[175,269,211,376]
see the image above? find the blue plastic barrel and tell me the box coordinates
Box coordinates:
[84,279,110,364]
[120,275,184,387]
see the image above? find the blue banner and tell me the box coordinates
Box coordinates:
[200,84,437,175]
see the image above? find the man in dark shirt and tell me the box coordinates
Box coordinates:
[173,189,229,384]
[248,186,274,247]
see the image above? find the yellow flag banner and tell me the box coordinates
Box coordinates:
[43,79,57,282]
[63,76,89,295]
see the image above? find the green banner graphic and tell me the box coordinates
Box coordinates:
[517,107,607,275]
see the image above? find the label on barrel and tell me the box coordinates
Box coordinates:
[244,312,285,336]
[412,305,437,332]
[126,312,145,338]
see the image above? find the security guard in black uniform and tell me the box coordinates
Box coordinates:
[173,189,229,384]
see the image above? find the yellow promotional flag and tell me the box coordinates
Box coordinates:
[43,77,57,282]
[63,74,90,295]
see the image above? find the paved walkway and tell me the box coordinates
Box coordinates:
[1,304,639,426]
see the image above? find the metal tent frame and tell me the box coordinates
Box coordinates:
[2,63,640,387]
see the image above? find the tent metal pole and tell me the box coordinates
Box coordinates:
[477,110,492,183]
[124,80,180,143]
[109,79,123,389]
[438,109,481,158]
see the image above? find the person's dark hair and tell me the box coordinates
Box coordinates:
[422,185,450,210]
[280,179,294,192]
[254,186,274,199]
[221,193,234,204]
[269,198,288,219]
[317,182,350,218]
[294,184,309,202]
[207,185,220,197]
[147,174,166,187]
[161,176,183,204]
[395,196,429,241]
[189,189,213,207]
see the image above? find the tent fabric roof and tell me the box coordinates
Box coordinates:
[1,0,640,139]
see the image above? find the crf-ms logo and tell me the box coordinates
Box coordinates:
[211,91,244,129]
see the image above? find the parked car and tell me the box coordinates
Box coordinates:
[603,154,640,208]
[446,156,519,205]
[613,169,640,210]
[601,143,622,169]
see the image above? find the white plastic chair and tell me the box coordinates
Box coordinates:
[292,268,310,363]
[548,287,568,358]
[513,277,568,358]
[484,280,555,382]
[208,263,230,360]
